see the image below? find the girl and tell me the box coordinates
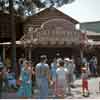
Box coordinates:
[17,60,32,98]
[55,60,68,98]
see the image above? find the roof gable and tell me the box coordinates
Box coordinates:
[24,7,79,24]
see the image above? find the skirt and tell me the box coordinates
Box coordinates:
[55,79,66,97]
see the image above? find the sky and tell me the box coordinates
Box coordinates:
[58,0,100,23]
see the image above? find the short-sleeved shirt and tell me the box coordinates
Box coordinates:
[81,72,88,80]
[36,63,49,78]
[56,67,68,80]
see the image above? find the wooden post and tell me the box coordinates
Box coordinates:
[80,44,84,62]
[80,49,83,61]
[9,0,16,70]
[3,46,6,64]
[25,47,27,60]
[28,47,32,60]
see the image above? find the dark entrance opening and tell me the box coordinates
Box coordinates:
[31,47,79,65]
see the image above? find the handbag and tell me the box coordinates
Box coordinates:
[16,73,22,86]
[16,79,22,86]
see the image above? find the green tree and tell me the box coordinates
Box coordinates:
[0,0,75,16]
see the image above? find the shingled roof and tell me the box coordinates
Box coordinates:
[24,7,79,25]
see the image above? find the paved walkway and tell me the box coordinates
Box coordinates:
[66,77,100,99]
[1,77,100,99]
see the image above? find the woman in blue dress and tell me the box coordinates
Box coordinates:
[36,55,50,99]
[17,60,32,98]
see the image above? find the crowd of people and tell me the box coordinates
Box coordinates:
[0,54,99,99]
[16,54,98,98]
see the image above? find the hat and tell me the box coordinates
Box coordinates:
[40,55,47,59]
[81,67,87,71]
[64,58,70,61]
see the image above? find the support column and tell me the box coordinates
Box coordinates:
[9,0,16,71]
[3,46,6,64]
[80,48,84,61]
[28,47,32,60]
[25,47,27,59]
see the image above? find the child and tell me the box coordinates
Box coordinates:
[81,67,89,97]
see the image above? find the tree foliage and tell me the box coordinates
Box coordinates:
[0,0,75,16]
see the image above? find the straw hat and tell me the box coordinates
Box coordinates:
[64,58,70,61]
[81,67,87,71]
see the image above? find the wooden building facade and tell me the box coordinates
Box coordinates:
[19,7,87,64]
[0,7,88,65]
[0,11,23,42]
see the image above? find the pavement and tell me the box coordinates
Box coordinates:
[1,77,100,99]
[67,77,100,99]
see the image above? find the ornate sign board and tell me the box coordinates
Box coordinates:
[21,18,88,46]
[35,28,81,45]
